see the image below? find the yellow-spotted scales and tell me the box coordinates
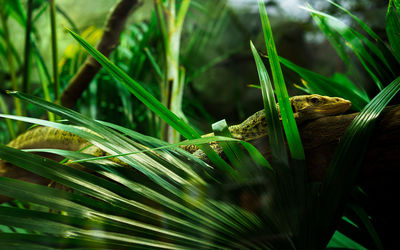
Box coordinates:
[182,94,351,154]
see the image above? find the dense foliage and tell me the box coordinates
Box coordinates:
[1,0,400,249]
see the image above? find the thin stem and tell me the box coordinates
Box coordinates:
[22,0,33,94]
[166,0,190,143]
[154,0,169,140]
[49,0,59,105]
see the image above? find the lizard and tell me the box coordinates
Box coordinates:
[182,94,351,154]
[0,94,351,203]
[1,94,351,162]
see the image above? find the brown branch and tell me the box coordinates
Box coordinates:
[252,104,400,181]
[60,0,142,108]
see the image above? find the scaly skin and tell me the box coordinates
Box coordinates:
[0,94,351,165]
[2,95,351,155]
[182,94,351,154]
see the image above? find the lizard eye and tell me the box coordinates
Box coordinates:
[310,97,319,104]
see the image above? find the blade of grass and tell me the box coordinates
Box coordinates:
[4,0,26,28]
[257,0,304,161]
[250,41,287,166]
[0,202,222,249]
[0,29,22,67]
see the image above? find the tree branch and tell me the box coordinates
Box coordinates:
[252,104,400,181]
[60,0,142,108]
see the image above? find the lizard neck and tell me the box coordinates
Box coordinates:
[229,110,268,141]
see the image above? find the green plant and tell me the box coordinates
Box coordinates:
[279,0,400,113]
[0,1,399,249]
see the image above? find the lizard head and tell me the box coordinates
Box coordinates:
[290,94,351,120]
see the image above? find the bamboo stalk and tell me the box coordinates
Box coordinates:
[155,0,190,143]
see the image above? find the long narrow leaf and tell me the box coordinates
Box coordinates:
[257,0,304,161]
[250,41,287,166]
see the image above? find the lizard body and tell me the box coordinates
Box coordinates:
[1,94,351,164]
[183,94,351,153]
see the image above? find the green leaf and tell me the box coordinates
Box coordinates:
[386,1,400,63]
[64,28,234,175]
[4,0,26,28]
[316,75,400,248]
[303,4,386,90]
[250,41,287,166]
[349,204,384,249]
[211,119,272,172]
[257,0,305,161]
[280,56,369,111]
[328,231,367,250]
[328,0,400,76]
[0,94,190,196]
